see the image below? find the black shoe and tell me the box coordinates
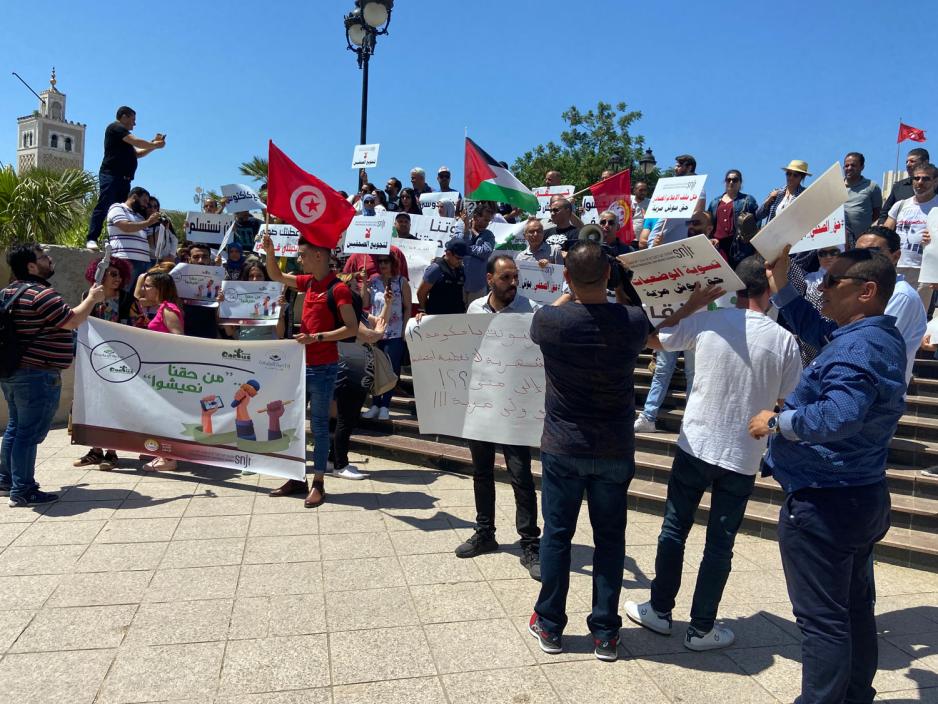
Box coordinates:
[454,531,498,558]
[594,635,619,662]
[9,490,58,508]
[528,613,562,654]
[520,545,541,581]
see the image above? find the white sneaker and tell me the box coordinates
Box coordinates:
[334,465,369,480]
[361,405,379,419]
[684,625,735,651]
[633,415,658,434]
[377,407,390,421]
[85,240,100,251]
[625,600,672,635]
[921,468,938,478]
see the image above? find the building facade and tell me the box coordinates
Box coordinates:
[16,68,86,173]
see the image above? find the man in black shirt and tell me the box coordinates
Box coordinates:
[416,239,467,314]
[86,106,166,251]
[543,197,579,246]
[878,147,930,224]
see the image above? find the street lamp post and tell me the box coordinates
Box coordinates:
[639,148,657,176]
[608,153,622,173]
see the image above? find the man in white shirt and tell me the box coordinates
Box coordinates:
[625,256,801,651]
[631,181,651,237]
[885,163,938,310]
[106,186,161,289]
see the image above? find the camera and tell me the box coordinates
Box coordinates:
[561,224,640,304]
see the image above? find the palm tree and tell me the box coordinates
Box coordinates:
[0,166,97,249]
[239,156,268,183]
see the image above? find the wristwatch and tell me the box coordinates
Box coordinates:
[766,414,780,434]
[316,333,324,343]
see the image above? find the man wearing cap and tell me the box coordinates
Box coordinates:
[417,239,467,314]
[437,166,460,196]
[757,160,810,225]
[393,213,417,241]
[410,167,433,195]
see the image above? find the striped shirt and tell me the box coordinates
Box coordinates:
[106,203,151,261]
[3,278,75,369]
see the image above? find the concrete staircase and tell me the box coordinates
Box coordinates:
[348,352,938,572]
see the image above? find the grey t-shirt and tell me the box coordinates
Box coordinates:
[844,177,883,243]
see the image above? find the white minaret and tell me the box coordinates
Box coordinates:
[16,68,86,173]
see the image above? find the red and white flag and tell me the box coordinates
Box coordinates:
[897,123,926,144]
[266,141,355,248]
[589,170,634,243]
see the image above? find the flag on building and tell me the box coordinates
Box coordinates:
[464,138,539,213]
[898,123,927,144]
[589,170,634,243]
[266,141,355,248]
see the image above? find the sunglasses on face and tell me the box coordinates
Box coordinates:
[548,207,566,213]
[785,172,802,178]
[599,219,616,225]
[106,269,121,278]
[725,177,740,183]
[822,273,871,288]
[817,248,840,258]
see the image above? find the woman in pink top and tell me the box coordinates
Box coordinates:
[137,271,184,469]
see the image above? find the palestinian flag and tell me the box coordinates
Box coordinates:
[464,138,539,213]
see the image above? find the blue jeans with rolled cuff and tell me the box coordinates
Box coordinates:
[0,369,61,500]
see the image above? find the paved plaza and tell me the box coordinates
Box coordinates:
[0,427,935,703]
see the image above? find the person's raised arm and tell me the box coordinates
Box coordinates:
[261,234,297,289]
[60,284,106,330]
[646,283,725,349]
[114,211,161,233]
[766,245,837,348]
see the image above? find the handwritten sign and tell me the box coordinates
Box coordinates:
[645,175,708,220]
[789,205,847,254]
[751,162,848,262]
[405,314,545,446]
[344,215,392,255]
[219,281,284,326]
[351,143,380,169]
[517,262,565,303]
[184,212,235,246]
[170,263,225,307]
[533,185,576,221]
[619,235,745,323]
[392,238,441,299]
[253,224,300,258]
[221,184,264,213]
[918,210,938,284]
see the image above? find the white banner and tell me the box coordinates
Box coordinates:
[645,175,708,220]
[185,212,235,246]
[751,163,848,262]
[343,215,393,255]
[351,143,380,169]
[620,235,745,322]
[581,195,599,225]
[170,263,226,307]
[419,191,461,214]
[517,261,565,303]
[392,212,460,244]
[392,238,441,299]
[253,224,300,258]
[221,184,264,213]
[918,210,938,283]
[72,319,306,479]
[219,281,284,325]
[405,314,544,446]
[789,205,847,254]
[533,185,576,220]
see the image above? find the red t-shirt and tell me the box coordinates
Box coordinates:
[295,272,353,366]
[342,246,410,281]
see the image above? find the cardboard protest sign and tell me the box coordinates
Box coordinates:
[351,143,380,169]
[533,185,576,221]
[395,212,461,244]
[219,281,284,326]
[221,184,264,213]
[406,314,544,446]
[73,319,306,479]
[751,163,848,262]
[393,238,441,299]
[343,215,393,255]
[789,205,847,254]
[516,262,564,303]
[645,175,708,220]
[619,235,745,322]
[169,263,226,307]
[918,209,938,283]
[253,224,300,258]
[184,212,235,246]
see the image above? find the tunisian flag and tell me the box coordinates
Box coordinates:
[589,170,634,243]
[266,141,355,248]
[898,123,927,144]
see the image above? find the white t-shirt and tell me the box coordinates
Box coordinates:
[889,195,938,268]
[106,203,150,262]
[776,191,796,215]
[658,308,801,475]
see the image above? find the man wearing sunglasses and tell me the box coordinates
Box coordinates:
[544,196,579,247]
[878,147,930,225]
[751,247,905,704]
[884,163,938,310]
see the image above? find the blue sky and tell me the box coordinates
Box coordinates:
[3,0,936,211]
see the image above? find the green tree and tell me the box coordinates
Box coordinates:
[239,157,268,183]
[0,166,97,249]
[511,101,661,195]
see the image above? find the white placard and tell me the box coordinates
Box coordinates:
[645,175,708,220]
[72,319,306,480]
[619,235,745,322]
[581,195,599,225]
[405,314,544,446]
[392,212,460,244]
[351,143,380,169]
[751,163,848,262]
[393,238,441,299]
[517,262,565,303]
[343,215,393,255]
[419,191,461,214]
[219,281,284,326]
[253,224,301,258]
[919,210,938,283]
[184,212,235,246]
[221,184,264,213]
[170,263,226,307]
[789,205,847,254]
[533,185,576,220]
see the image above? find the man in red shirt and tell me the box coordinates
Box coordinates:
[262,234,359,508]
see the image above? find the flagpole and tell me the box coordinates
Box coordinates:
[896,117,902,179]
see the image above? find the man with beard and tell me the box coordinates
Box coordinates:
[457,255,542,580]
[106,186,162,289]
[544,197,580,247]
[0,245,105,506]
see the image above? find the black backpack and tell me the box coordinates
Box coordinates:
[321,278,363,343]
[0,283,36,378]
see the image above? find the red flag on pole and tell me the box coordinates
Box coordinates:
[589,171,634,243]
[266,141,355,248]
[898,123,926,144]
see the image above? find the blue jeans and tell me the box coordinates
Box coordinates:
[650,447,755,632]
[305,363,338,475]
[534,451,634,640]
[374,337,405,408]
[87,171,131,242]
[641,349,695,422]
[0,369,62,499]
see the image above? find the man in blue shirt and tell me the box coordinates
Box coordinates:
[750,246,905,704]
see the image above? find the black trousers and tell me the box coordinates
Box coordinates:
[467,439,540,549]
[329,381,368,470]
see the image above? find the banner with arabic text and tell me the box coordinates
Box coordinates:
[219,281,284,325]
[516,261,564,303]
[645,175,708,220]
[789,205,846,254]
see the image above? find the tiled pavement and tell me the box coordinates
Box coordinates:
[2,428,937,703]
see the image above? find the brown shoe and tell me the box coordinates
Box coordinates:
[304,481,326,509]
[270,479,308,497]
